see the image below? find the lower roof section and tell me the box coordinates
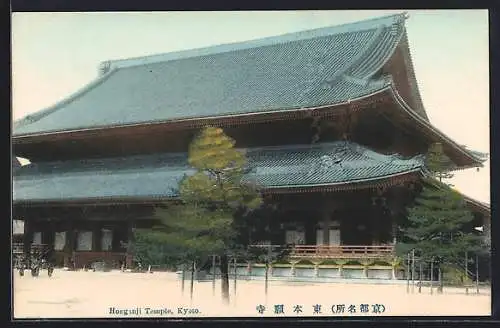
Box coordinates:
[13,141,424,204]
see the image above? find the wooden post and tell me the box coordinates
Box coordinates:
[476,254,480,294]
[438,266,443,294]
[465,252,468,279]
[23,219,33,269]
[190,260,195,303]
[418,261,423,293]
[265,261,269,304]
[181,263,185,295]
[212,255,216,296]
[65,220,75,269]
[406,252,410,294]
[233,257,237,303]
[265,245,271,304]
[430,259,434,295]
[465,252,469,295]
[93,223,102,253]
[411,249,415,294]
[126,220,134,269]
[392,221,398,245]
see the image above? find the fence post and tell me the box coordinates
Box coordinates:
[465,252,469,295]
[233,257,237,302]
[264,245,271,304]
[212,255,216,296]
[430,259,434,295]
[411,249,415,294]
[438,266,443,294]
[406,252,410,294]
[190,260,195,303]
[476,254,480,294]
[181,263,185,295]
[418,261,422,293]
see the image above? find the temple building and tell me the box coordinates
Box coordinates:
[12,13,490,278]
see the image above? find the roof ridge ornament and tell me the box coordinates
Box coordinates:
[98,61,112,76]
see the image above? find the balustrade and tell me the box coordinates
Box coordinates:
[289,245,395,259]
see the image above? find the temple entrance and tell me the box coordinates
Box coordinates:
[315,228,340,245]
[338,207,373,246]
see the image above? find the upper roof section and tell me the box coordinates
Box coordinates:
[13,13,412,137]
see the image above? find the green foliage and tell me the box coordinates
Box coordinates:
[398,143,483,264]
[321,259,340,266]
[390,257,402,268]
[296,259,314,266]
[425,142,454,181]
[133,126,262,265]
[244,245,291,264]
[182,127,262,209]
[335,259,349,266]
[442,264,473,285]
[132,229,183,269]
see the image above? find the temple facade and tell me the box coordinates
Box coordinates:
[12,13,490,278]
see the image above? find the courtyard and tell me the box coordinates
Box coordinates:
[13,269,490,318]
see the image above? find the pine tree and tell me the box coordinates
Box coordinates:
[397,143,482,264]
[136,127,262,304]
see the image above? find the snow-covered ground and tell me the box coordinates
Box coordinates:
[13,269,490,318]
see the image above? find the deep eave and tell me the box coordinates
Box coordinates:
[13,141,425,204]
[13,170,423,207]
[12,86,391,142]
[386,85,485,169]
[13,84,485,169]
[463,195,491,219]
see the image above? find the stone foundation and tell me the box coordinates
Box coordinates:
[204,264,399,281]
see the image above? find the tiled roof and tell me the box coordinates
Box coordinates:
[13,141,424,203]
[463,195,490,217]
[13,13,408,136]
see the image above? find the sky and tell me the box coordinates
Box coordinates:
[11,10,490,204]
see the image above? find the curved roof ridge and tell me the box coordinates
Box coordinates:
[398,28,429,121]
[463,194,490,213]
[244,140,356,155]
[349,20,405,80]
[104,12,408,71]
[355,143,424,167]
[13,69,117,129]
[322,25,387,86]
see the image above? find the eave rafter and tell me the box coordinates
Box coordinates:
[386,86,485,169]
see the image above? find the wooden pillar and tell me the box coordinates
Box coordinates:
[65,220,76,268]
[45,220,55,264]
[321,211,329,245]
[392,220,398,245]
[125,219,134,268]
[23,219,33,267]
[92,222,102,252]
[47,221,55,249]
[111,224,121,252]
[387,202,399,245]
[305,217,315,245]
[371,203,380,245]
